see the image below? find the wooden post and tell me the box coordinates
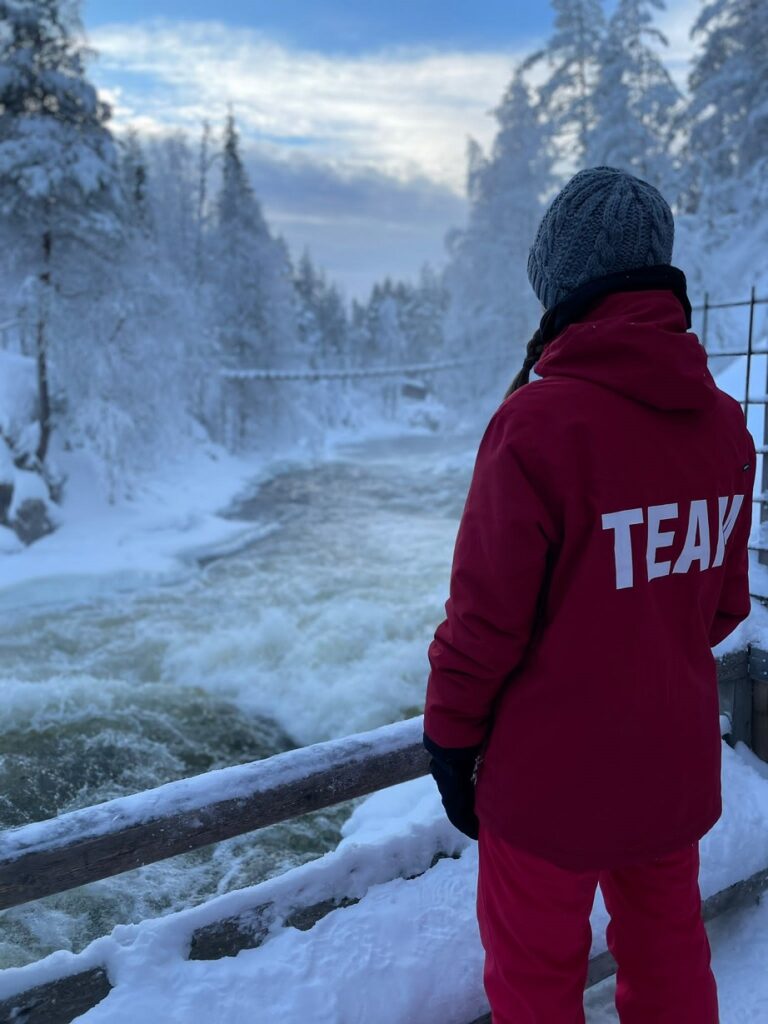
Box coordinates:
[748,646,768,762]
[751,682,768,763]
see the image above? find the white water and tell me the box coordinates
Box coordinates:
[0,432,478,968]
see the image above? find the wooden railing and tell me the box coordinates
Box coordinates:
[0,645,765,1024]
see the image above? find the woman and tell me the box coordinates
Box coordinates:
[423,166,754,1023]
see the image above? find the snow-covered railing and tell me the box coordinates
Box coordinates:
[220,357,476,382]
[0,718,428,912]
[0,646,764,1024]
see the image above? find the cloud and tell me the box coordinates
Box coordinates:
[86,6,704,296]
[241,149,467,298]
[89,19,528,193]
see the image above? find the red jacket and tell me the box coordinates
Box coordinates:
[424,289,755,870]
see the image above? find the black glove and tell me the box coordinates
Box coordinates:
[423,731,481,840]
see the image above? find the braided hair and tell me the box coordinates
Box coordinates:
[503,264,693,401]
[504,328,546,398]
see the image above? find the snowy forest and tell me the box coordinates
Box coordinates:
[0,0,767,546]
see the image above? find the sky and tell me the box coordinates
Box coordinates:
[81,0,700,300]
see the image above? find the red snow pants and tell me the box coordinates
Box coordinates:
[476,826,719,1023]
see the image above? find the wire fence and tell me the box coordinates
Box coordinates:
[696,288,768,425]
[693,288,768,563]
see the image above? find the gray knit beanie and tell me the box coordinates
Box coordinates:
[527,166,675,311]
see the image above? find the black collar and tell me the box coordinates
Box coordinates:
[539,265,692,344]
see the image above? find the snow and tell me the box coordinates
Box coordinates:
[0,350,36,442]
[0,438,12,486]
[585,898,768,1022]
[0,443,274,602]
[0,729,766,1023]
[0,525,22,554]
[6,467,53,520]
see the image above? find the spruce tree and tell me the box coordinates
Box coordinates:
[443,68,552,397]
[687,0,768,207]
[212,113,297,448]
[537,0,606,164]
[400,265,447,365]
[120,129,150,232]
[586,0,680,186]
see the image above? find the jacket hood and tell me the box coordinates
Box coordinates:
[532,289,718,412]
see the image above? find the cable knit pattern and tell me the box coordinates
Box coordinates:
[527,167,674,310]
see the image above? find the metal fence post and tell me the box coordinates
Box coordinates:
[745,285,755,424]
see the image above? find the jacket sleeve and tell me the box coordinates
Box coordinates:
[424,400,558,748]
[709,434,756,649]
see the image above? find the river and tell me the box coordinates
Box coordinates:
[0,431,478,968]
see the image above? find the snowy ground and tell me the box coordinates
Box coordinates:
[0,440,305,600]
[0,396,464,601]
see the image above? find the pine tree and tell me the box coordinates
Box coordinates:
[0,0,121,464]
[537,0,606,164]
[586,0,680,186]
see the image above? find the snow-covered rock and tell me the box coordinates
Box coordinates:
[0,351,37,447]
[0,350,57,544]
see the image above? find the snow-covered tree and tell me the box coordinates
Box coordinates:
[586,0,681,187]
[120,128,150,232]
[294,250,349,366]
[0,0,122,464]
[398,264,447,366]
[144,132,197,279]
[443,68,553,399]
[537,0,606,164]
[687,0,768,209]
[212,113,298,449]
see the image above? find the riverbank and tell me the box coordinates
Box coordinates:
[0,405,463,608]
